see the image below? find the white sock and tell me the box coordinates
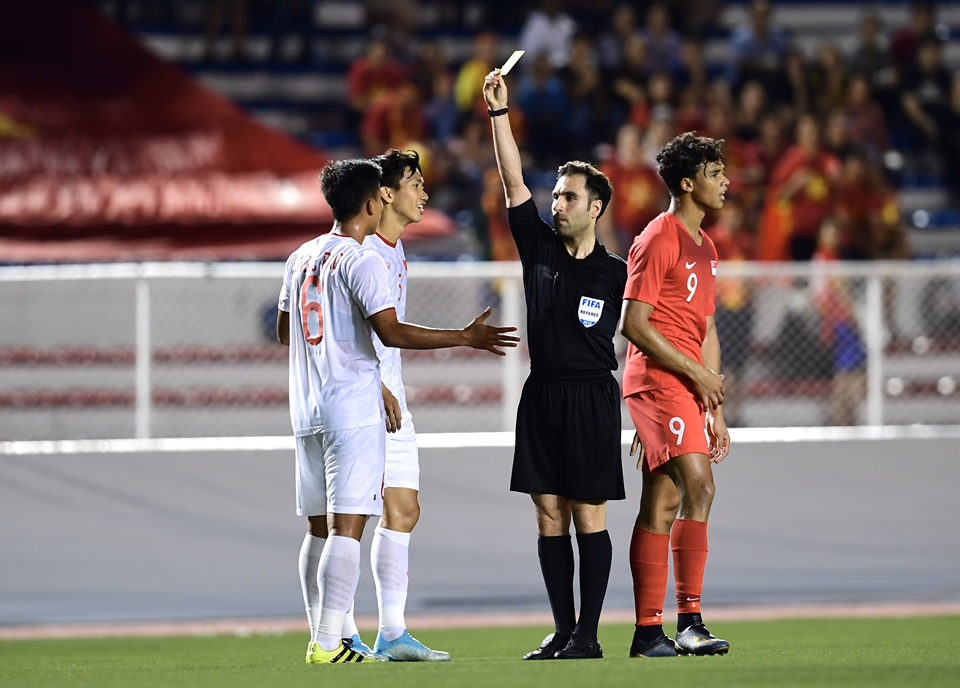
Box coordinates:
[342,600,359,640]
[316,535,362,651]
[372,526,410,642]
[298,533,325,643]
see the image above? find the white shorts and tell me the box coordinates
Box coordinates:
[384,410,420,491]
[295,423,385,517]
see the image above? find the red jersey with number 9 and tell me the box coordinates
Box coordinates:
[623,212,718,395]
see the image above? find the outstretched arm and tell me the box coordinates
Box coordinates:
[483,70,531,208]
[368,306,519,356]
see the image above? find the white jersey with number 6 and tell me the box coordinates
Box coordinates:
[363,232,408,411]
[278,233,396,436]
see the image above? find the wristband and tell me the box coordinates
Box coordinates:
[487,106,509,117]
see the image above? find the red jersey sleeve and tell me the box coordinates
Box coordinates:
[624,222,679,307]
[704,236,717,317]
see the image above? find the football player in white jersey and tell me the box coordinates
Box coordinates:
[277,158,518,665]
[357,149,445,661]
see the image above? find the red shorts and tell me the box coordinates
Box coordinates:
[625,388,708,473]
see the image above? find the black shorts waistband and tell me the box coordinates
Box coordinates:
[529,368,614,384]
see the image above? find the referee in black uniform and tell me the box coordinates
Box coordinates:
[484,68,627,660]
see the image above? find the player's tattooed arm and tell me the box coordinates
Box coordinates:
[382,382,402,433]
[276,310,290,346]
[483,70,532,209]
[368,306,519,356]
[620,299,725,410]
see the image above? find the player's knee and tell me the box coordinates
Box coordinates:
[685,477,715,510]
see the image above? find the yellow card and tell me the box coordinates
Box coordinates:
[499,50,525,76]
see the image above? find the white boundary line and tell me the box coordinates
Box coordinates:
[2,426,960,456]
[3,601,960,640]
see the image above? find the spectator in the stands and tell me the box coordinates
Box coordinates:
[559,33,612,157]
[833,149,903,260]
[608,34,650,126]
[597,123,667,256]
[756,112,787,185]
[781,49,812,112]
[759,114,841,261]
[641,4,683,76]
[727,0,790,92]
[632,70,675,130]
[810,43,847,115]
[518,0,577,71]
[268,0,314,64]
[706,196,755,427]
[347,37,407,129]
[641,113,675,168]
[676,39,708,94]
[447,115,497,183]
[479,166,519,261]
[516,53,569,166]
[844,73,890,165]
[941,73,960,198]
[890,1,937,71]
[811,217,867,426]
[360,81,426,156]
[705,104,763,210]
[849,14,893,88]
[823,108,856,160]
[204,0,251,62]
[410,43,458,143]
[597,3,641,70]
[455,32,498,114]
[900,35,952,146]
[734,80,767,142]
[706,75,734,112]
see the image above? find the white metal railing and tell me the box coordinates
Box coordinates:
[1,259,959,439]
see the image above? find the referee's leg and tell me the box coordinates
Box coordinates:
[521,493,576,659]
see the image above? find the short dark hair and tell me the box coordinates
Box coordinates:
[374,149,422,190]
[656,132,725,197]
[319,158,382,222]
[556,160,614,219]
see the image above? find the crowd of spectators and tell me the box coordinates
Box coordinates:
[344,0,960,263]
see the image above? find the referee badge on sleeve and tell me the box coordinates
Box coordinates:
[578,296,604,328]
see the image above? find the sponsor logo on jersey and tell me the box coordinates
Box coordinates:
[685,261,697,269]
[578,296,604,328]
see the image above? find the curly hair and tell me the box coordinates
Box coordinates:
[656,133,725,197]
[374,149,422,190]
[557,160,614,219]
[319,158,382,222]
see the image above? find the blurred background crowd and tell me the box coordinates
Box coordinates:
[98,0,960,265]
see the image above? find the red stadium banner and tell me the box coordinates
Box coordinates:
[0,0,453,262]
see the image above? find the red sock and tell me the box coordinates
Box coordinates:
[629,527,670,626]
[672,519,708,615]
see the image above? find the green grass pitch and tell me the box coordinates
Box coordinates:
[2,616,959,688]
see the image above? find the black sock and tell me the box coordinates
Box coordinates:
[678,612,702,632]
[573,530,612,640]
[538,534,576,638]
[633,624,665,643]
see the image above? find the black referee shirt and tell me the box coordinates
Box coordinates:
[508,198,627,377]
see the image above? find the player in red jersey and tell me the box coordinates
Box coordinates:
[620,132,732,657]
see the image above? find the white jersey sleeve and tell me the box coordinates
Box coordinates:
[278,251,296,313]
[363,235,408,410]
[348,252,395,319]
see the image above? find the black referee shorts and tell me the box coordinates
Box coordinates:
[510,371,626,502]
